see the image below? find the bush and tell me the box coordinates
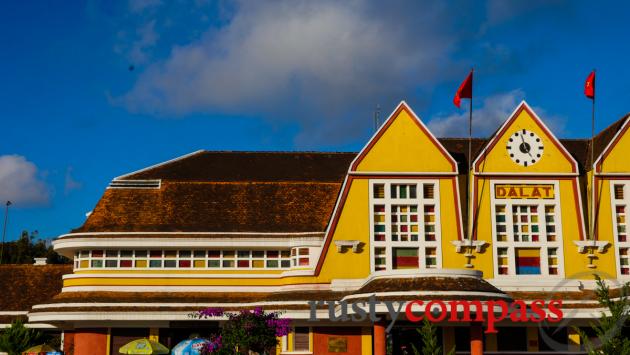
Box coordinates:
[0,319,47,355]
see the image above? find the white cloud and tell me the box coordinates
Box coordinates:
[129,19,159,64]
[64,167,82,195]
[118,1,461,145]
[129,0,162,13]
[0,155,49,207]
[427,89,566,137]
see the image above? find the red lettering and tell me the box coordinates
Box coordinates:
[405,300,424,322]
[508,188,518,198]
[542,186,552,198]
[529,300,547,323]
[519,187,528,197]
[509,300,529,322]
[546,300,563,323]
[425,300,447,322]
[531,187,541,198]
[485,300,509,334]
[448,300,484,322]
[496,187,506,198]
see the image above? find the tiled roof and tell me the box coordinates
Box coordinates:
[69,115,628,235]
[73,181,342,233]
[0,265,71,312]
[118,151,357,182]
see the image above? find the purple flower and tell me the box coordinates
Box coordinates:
[198,307,224,318]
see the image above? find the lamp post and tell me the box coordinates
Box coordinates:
[0,201,11,265]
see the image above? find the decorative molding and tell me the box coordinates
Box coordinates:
[334,240,361,253]
[574,241,610,254]
[451,240,488,253]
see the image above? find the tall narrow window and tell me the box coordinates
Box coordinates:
[491,182,563,277]
[611,182,630,276]
[370,180,441,272]
[293,327,310,351]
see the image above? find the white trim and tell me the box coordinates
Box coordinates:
[0,323,57,329]
[114,150,205,180]
[610,180,630,278]
[474,172,578,176]
[0,311,28,315]
[340,290,511,302]
[574,240,610,253]
[369,179,442,272]
[349,100,458,174]
[472,101,579,174]
[350,171,458,176]
[489,180,565,278]
[33,301,311,309]
[55,231,325,239]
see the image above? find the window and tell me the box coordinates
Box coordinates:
[370,180,441,271]
[291,248,310,267]
[293,327,310,351]
[73,249,292,270]
[611,182,630,276]
[491,182,563,277]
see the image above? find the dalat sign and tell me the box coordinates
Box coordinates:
[495,184,555,199]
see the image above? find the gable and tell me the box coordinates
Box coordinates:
[351,101,457,173]
[473,102,578,174]
[595,116,630,173]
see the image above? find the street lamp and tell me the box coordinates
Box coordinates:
[0,201,11,265]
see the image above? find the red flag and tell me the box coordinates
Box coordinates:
[584,70,595,99]
[454,70,473,108]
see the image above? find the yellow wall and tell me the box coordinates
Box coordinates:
[62,102,630,288]
[475,107,575,174]
[355,106,455,173]
[599,121,630,173]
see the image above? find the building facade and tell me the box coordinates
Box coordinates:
[21,101,630,354]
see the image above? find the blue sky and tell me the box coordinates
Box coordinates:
[1,0,630,241]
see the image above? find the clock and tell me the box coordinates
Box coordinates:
[506,129,544,167]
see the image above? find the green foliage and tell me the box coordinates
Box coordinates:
[220,313,279,354]
[410,319,455,355]
[0,230,69,264]
[0,319,47,355]
[576,274,630,355]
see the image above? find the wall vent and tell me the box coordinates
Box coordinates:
[108,179,161,189]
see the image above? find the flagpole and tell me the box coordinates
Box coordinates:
[469,68,474,239]
[590,69,596,241]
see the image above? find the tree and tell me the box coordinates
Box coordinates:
[194,307,291,354]
[0,319,47,355]
[0,230,69,264]
[576,274,630,355]
[411,319,455,355]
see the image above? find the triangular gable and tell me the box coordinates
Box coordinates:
[350,101,457,173]
[594,114,630,173]
[473,101,578,174]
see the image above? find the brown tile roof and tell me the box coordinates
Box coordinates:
[73,181,342,233]
[28,276,506,315]
[70,115,629,235]
[0,265,71,312]
[118,151,357,182]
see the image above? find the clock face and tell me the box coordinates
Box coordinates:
[506,129,544,167]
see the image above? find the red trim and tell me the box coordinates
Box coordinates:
[452,176,464,241]
[474,104,578,173]
[571,178,586,241]
[314,176,354,274]
[597,119,630,172]
[314,175,463,274]
[594,175,600,240]
[470,175,585,241]
[350,103,457,172]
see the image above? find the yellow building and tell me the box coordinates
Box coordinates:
[21,101,630,354]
